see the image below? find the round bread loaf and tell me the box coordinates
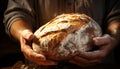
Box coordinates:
[32,13,102,61]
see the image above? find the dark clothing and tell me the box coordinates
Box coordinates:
[4,0,120,35]
[3,0,120,68]
[0,0,24,68]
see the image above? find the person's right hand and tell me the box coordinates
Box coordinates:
[20,29,57,66]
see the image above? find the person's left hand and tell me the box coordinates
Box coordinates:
[69,34,117,67]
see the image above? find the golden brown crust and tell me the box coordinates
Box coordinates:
[32,13,102,61]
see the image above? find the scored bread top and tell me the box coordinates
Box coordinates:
[32,13,102,60]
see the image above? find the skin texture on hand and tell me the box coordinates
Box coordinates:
[69,21,120,67]
[10,20,119,66]
[69,34,116,67]
[20,30,57,66]
[10,20,57,66]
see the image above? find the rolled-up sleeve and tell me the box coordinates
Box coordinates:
[4,0,35,36]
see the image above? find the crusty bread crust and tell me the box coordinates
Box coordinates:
[32,13,102,61]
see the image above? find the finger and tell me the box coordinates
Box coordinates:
[22,44,46,61]
[20,36,57,66]
[20,36,46,61]
[70,60,87,67]
[79,50,105,60]
[22,29,34,40]
[69,56,101,67]
[36,59,58,66]
[23,48,57,66]
[24,51,57,66]
[69,56,88,67]
[27,50,46,61]
[93,34,111,46]
[24,49,57,66]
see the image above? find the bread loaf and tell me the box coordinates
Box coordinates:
[32,13,102,61]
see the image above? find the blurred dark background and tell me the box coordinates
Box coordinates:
[0,0,24,68]
[0,0,120,68]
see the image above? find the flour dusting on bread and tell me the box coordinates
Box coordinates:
[32,13,102,60]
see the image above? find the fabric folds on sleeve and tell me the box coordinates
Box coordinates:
[3,0,35,36]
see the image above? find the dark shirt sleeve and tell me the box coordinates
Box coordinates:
[105,0,120,41]
[106,0,120,62]
[106,0,120,23]
[3,0,35,36]
[101,0,120,33]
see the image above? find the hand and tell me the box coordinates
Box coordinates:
[20,30,57,66]
[69,34,116,67]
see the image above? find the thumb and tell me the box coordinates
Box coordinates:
[93,34,111,46]
[21,30,34,41]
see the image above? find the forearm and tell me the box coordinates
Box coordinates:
[10,19,33,41]
[107,21,120,45]
[4,0,35,41]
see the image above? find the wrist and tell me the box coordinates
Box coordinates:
[107,21,120,46]
[10,20,33,41]
[20,29,34,41]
